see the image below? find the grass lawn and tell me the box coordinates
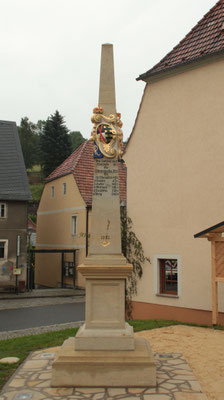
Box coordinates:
[0,328,79,390]
[27,165,42,172]
[0,320,223,391]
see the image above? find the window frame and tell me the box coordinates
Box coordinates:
[0,240,8,260]
[154,254,181,298]
[0,203,7,219]
[51,186,55,198]
[71,215,78,237]
[62,183,66,195]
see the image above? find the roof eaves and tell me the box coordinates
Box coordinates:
[194,221,224,238]
[45,171,72,183]
[0,194,31,201]
[137,49,224,82]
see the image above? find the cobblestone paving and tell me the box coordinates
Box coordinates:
[0,349,207,400]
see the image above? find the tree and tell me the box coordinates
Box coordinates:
[18,117,40,169]
[33,120,46,166]
[35,120,46,136]
[69,131,86,151]
[40,111,72,177]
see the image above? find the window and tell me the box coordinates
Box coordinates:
[0,240,8,260]
[51,186,55,198]
[160,259,178,295]
[63,183,66,195]
[154,255,180,297]
[71,215,78,236]
[0,203,7,218]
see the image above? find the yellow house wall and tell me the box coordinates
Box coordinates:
[35,174,87,288]
[125,58,224,312]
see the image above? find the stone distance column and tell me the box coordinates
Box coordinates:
[75,155,134,350]
[51,44,156,388]
[75,43,133,351]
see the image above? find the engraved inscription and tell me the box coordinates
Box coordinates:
[112,176,119,196]
[93,160,119,197]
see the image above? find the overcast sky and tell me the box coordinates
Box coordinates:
[1,0,217,140]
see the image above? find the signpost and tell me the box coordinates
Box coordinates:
[15,235,21,294]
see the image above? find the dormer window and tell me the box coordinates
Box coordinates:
[0,203,7,218]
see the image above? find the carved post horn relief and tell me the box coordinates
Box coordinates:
[91,106,123,159]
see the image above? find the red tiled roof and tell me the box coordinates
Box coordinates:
[138,0,224,81]
[28,216,36,231]
[46,140,126,207]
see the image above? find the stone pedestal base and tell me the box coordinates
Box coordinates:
[51,337,156,387]
[75,322,135,350]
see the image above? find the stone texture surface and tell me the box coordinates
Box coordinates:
[0,357,19,364]
[89,159,122,256]
[81,277,126,330]
[75,322,135,351]
[0,348,207,400]
[51,337,156,387]
[174,394,208,400]
[69,43,142,387]
[98,43,116,116]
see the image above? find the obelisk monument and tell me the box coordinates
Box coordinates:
[51,44,156,387]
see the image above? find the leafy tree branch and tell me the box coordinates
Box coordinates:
[121,207,150,317]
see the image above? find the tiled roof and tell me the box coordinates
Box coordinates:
[28,216,36,231]
[0,120,32,201]
[46,140,126,206]
[138,0,224,81]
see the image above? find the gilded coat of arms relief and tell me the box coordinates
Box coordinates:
[91,106,123,160]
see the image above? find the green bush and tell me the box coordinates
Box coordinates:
[29,184,44,202]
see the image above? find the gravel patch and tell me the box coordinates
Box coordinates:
[0,296,85,310]
[0,321,84,340]
[136,324,224,400]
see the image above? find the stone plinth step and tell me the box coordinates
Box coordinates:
[75,322,135,350]
[51,337,156,387]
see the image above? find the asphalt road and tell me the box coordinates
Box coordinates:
[0,302,85,332]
